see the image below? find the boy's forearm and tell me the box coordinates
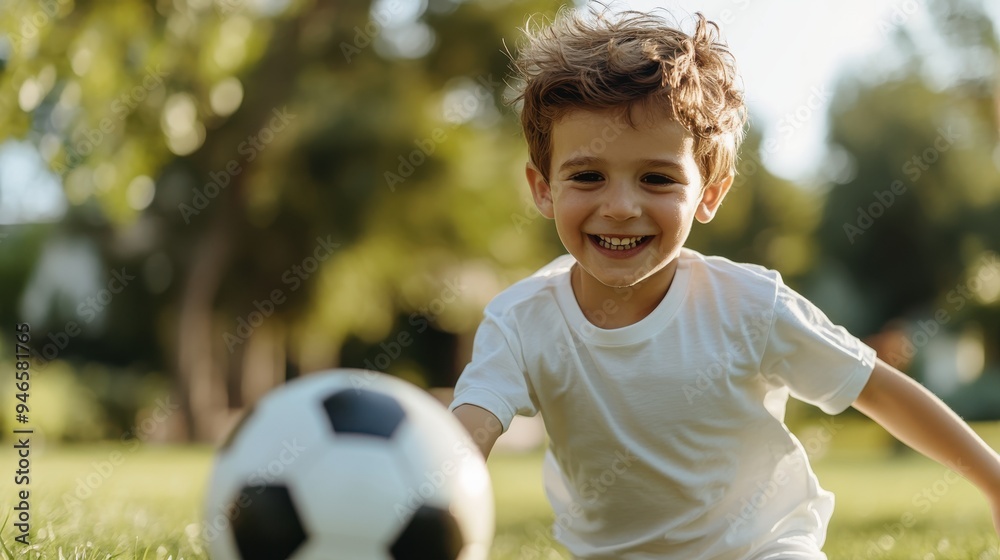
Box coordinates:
[452,404,504,460]
[853,359,1000,499]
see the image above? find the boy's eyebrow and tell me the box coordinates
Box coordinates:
[558,156,603,172]
[639,159,688,175]
[558,156,688,175]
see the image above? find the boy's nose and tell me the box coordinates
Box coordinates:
[600,181,642,221]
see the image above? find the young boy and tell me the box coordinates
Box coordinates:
[449,7,1000,559]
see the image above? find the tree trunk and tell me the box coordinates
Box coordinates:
[175,202,235,442]
[241,321,286,406]
[169,1,338,441]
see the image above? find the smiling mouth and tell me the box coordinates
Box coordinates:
[589,234,653,251]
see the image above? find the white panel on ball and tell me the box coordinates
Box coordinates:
[203,369,495,560]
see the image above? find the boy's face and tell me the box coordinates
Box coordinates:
[526,105,733,289]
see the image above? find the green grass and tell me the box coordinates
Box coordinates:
[0,420,998,559]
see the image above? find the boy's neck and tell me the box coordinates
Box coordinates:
[570,260,677,329]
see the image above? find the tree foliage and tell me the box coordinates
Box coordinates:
[2,0,998,439]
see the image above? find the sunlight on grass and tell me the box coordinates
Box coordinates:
[0,419,996,559]
[0,444,213,559]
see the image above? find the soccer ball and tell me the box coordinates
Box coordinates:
[202,369,494,560]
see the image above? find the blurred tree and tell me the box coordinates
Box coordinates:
[1,0,562,440]
[814,0,1000,400]
[7,0,998,441]
[688,128,823,286]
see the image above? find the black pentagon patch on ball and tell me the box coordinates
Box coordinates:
[390,505,464,560]
[322,388,406,438]
[231,485,307,560]
[220,405,256,451]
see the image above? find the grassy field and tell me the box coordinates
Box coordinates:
[0,419,998,559]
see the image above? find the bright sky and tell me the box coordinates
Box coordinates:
[4,0,995,224]
[626,0,978,183]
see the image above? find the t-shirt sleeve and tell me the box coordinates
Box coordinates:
[448,310,538,432]
[760,281,877,415]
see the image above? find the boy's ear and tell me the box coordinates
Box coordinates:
[695,173,735,224]
[525,161,555,219]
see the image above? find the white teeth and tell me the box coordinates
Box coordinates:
[594,235,647,251]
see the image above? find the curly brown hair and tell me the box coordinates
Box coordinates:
[510,7,747,187]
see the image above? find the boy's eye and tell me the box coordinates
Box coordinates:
[642,174,676,185]
[569,172,603,183]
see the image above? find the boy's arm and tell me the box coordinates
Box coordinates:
[852,358,1000,533]
[453,404,504,460]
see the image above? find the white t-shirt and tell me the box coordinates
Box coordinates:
[449,249,877,560]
